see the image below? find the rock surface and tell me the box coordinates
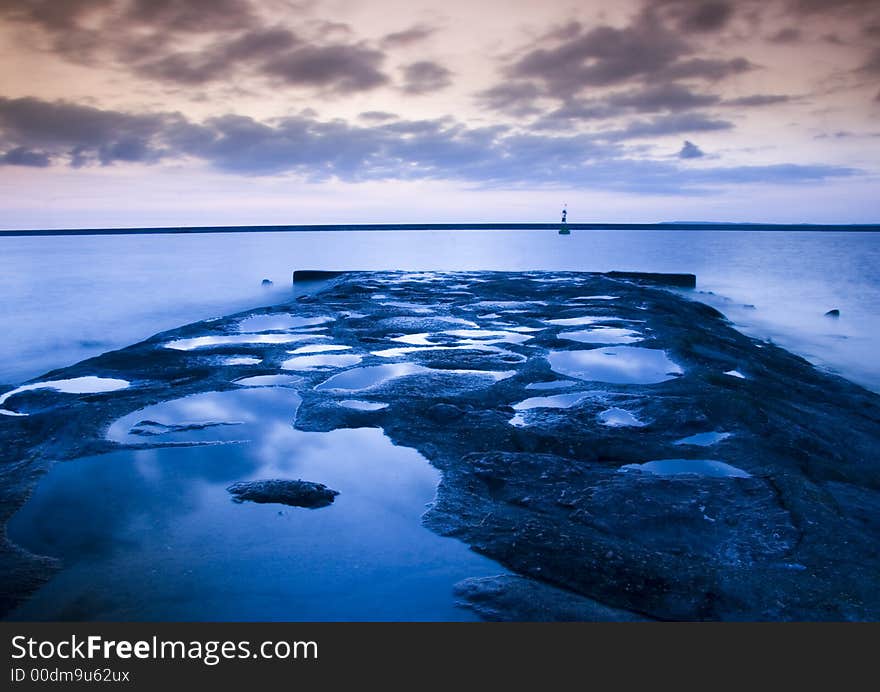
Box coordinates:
[1,270,879,620]
[454,574,645,621]
[227,479,339,508]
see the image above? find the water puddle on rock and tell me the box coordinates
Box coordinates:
[236,315,333,332]
[338,400,389,411]
[235,375,303,388]
[288,345,352,354]
[598,407,645,427]
[7,387,500,621]
[281,354,364,371]
[675,431,732,446]
[165,334,327,351]
[508,391,596,427]
[0,377,130,417]
[525,380,576,390]
[620,459,751,478]
[548,347,683,384]
[220,356,262,366]
[316,363,431,391]
[560,327,643,345]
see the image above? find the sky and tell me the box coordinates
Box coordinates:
[0,0,878,228]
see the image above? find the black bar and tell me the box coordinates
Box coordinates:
[2,622,876,689]
[1,222,879,237]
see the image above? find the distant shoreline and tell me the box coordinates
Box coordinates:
[1,222,879,237]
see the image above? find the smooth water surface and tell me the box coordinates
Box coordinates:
[9,387,501,621]
[548,347,683,384]
[1,230,879,392]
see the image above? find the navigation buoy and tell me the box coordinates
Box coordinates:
[559,205,570,235]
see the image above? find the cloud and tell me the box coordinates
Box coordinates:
[262,44,388,91]
[125,0,257,33]
[0,97,172,166]
[530,86,723,130]
[0,1,391,93]
[508,17,691,94]
[657,57,754,81]
[0,146,51,167]
[723,94,791,106]
[381,25,435,48]
[610,113,733,139]
[648,0,735,33]
[358,111,398,122]
[678,140,705,158]
[606,84,720,112]
[476,82,544,116]
[400,61,453,94]
[0,96,856,194]
[859,48,880,75]
[768,27,801,43]
[477,5,756,128]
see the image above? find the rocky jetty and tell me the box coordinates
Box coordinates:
[1,270,878,620]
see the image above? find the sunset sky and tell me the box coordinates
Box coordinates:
[1,0,878,228]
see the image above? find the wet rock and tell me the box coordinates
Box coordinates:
[129,420,242,436]
[227,479,339,508]
[454,574,645,621]
[825,309,840,318]
[261,279,273,287]
[427,403,465,422]
[1,269,879,621]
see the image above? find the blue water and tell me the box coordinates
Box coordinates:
[7,387,500,621]
[1,229,879,391]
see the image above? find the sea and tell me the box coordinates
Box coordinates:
[2,227,879,620]
[2,228,878,392]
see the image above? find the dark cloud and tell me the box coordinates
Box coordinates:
[0,146,51,167]
[125,0,257,33]
[611,113,733,139]
[482,6,755,125]
[678,140,705,158]
[680,1,734,31]
[509,16,691,93]
[859,48,880,75]
[790,0,880,14]
[607,84,720,112]
[0,1,391,93]
[724,94,791,107]
[358,111,398,122]
[658,57,754,81]
[534,84,720,130]
[814,130,856,139]
[381,25,436,48]
[476,82,544,116]
[400,61,453,94]
[0,0,113,31]
[0,97,172,166]
[262,44,388,91]
[649,0,735,33]
[768,27,801,43]
[131,26,301,85]
[0,97,857,193]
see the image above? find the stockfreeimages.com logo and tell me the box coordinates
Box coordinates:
[11,635,318,666]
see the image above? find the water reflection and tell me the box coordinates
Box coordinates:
[8,387,501,621]
[620,459,750,478]
[548,347,683,384]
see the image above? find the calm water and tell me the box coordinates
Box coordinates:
[1,229,879,391]
[7,387,500,621]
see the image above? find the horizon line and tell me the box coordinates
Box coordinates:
[2,222,880,237]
